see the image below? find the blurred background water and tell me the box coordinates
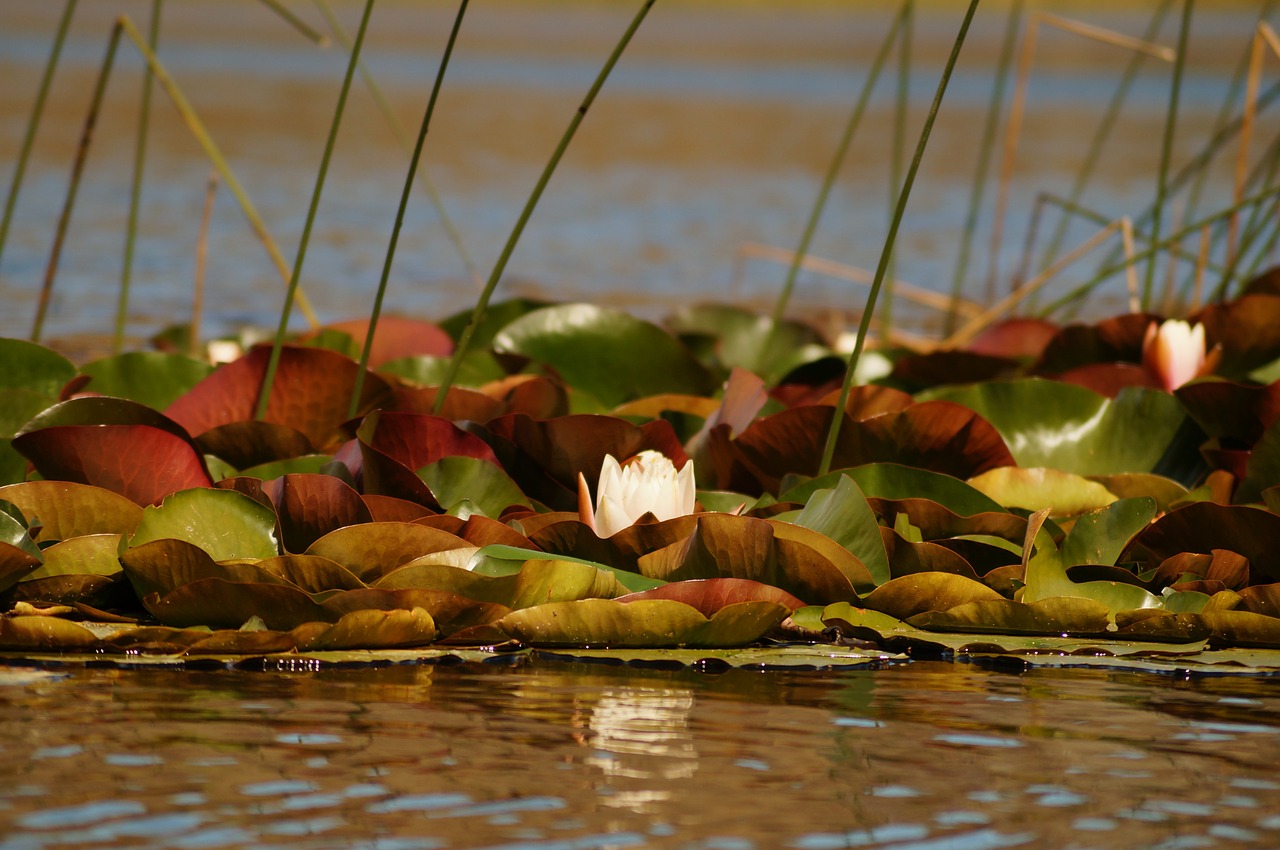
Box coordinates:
[0,1,1271,347]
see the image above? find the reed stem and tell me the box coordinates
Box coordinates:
[945,0,1022,335]
[258,0,329,46]
[32,20,121,344]
[314,0,484,292]
[0,0,77,274]
[818,0,981,477]
[348,0,469,420]
[115,0,162,355]
[433,0,658,415]
[1142,0,1193,311]
[1035,0,1173,278]
[766,2,908,347]
[255,0,376,421]
[882,0,913,334]
[191,171,219,359]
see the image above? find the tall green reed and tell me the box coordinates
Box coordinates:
[31,19,121,344]
[819,0,982,477]
[116,0,162,354]
[0,0,77,278]
[255,0,376,421]
[348,0,470,420]
[433,0,658,415]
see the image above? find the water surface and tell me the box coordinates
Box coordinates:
[3,659,1280,848]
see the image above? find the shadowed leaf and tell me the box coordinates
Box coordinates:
[262,473,372,554]
[305,522,471,583]
[0,481,142,542]
[80,352,213,410]
[496,598,788,648]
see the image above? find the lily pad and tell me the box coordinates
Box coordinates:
[416,456,530,519]
[80,352,214,410]
[792,475,891,586]
[858,572,1005,621]
[300,607,437,651]
[493,303,714,409]
[0,483,141,542]
[495,598,789,648]
[128,488,279,562]
[376,557,629,608]
[781,464,1006,517]
[305,522,471,583]
[26,534,122,579]
[968,467,1118,516]
[922,379,1200,481]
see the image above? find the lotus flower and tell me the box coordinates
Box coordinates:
[1142,319,1219,391]
[578,450,695,538]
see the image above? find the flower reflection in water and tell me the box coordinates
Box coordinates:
[579,685,698,812]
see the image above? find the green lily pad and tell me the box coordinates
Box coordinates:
[80,352,214,410]
[1060,497,1156,567]
[0,340,77,486]
[492,303,714,409]
[417,456,530,519]
[781,464,1006,517]
[1020,509,1162,615]
[380,350,506,388]
[495,598,789,648]
[665,303,829,381]
[793,475,890,586]
[1087,473,1188,513]
[469,544,665,593]
[922,379,1199,480]
[129,488,279,562]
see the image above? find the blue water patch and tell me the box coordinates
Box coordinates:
[878,829,1035,850]
[934,733,1021,749]
[239,779,318,797]
[275,732,344,745]
[365,793,472,814]
[791,824,930,849]
[104,753,164,766]
[16,800,146,830]
[429,796,565,818]
[734,758,769,771]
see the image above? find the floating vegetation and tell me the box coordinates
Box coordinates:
[4,3,1280,674]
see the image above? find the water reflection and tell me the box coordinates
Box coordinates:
[5,661,1280,848]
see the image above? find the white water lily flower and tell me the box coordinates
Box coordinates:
[1141,319,1218,391]
[578,450,695,538]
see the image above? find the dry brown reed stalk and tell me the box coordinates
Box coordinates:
[1231,22,1280,267]
[947,218,1131,349]
[1120,217,1140,313]
[735,241,984,320]
[985,11,1174,302]
[191,171,220,359]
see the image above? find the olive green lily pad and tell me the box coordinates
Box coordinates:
[26,534,122,579]
[129,487,279,562]
[907,597,1112,635]
[968,467,1117,516]
[858,572,1005,621]
[1060,497,1156,567]
[496,598,789,648]
[246,554,367,593]
[1200,610,1280,648]
[469,544,665,593]
[532,644,899,669]
[0,615,99,651]
[492,303,714,409]
[305,522,471,583]
[0,481,143,542]
[299,607,437,651]
[0,339,77,486]
[375,557,629,609]
[1020,509,1162,615]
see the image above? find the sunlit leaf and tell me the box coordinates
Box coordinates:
[417,456,530,519]
[495,598,788,648]
[792,475,890,585]
[129,488,279,561]
[968,467,1118,516]
[80,352,214,410]
[494,303,714,409]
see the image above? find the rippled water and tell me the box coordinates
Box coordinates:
[3,659,1280,849]
[0,1,1269,346]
